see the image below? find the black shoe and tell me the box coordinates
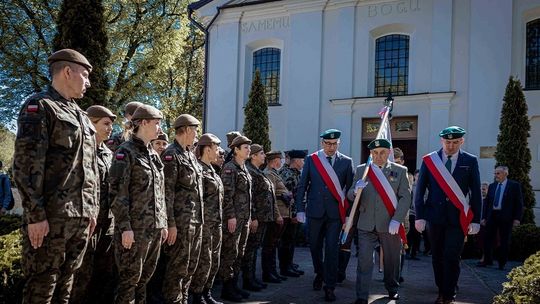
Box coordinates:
[203,288,222,304]
[253,278,267,289]
[192,292,207,304]
[220,280,243,302]
[434,294,444,304]
[280,268,300,277]
[232,277,250,299]
[242,279,262,292]
[388,292,399,300]
[354,299,368,304]
[398,276,404,283]
[262,273,281,283]
[291,264,305,275]
[274,272,287,281]
[313,274,323,291]
[324,287,336,302]
[337,272,346,283]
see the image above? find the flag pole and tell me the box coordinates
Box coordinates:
[339,91,394,250]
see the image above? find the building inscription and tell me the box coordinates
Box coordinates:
[368,0,420,18]
[242,16,290,33]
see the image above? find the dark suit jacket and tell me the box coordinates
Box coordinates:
[295,151,354,220]
[414,149,482,226]
[482,179,523,223]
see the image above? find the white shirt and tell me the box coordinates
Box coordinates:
[493,179,508,210]
[441,151,459,173]
[325,152,336,166]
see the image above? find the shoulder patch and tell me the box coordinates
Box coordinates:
[224,169,232,174]
[107,139,114,145]
[116,152,126,160]
[164,155,173,161]
[27,104,39,113]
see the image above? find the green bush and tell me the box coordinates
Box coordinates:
[509,224,540,261]
[0,215,22,236]
[494,250,540,304]
[0,230,24,304]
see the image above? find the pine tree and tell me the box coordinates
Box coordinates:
[53,0,110,110]
[243,70,272,151]
[494,76,536,224]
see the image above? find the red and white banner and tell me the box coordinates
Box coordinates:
[311,150,349,223]
[422,152,473,235]
[367,164,407,243]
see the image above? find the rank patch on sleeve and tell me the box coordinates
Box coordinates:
[164,155,173,161]
[116,153,126,160]
[27,104,39,113]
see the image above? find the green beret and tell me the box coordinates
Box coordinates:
[230,135,252,148]
[198,133,221,146]
[320,129,341,140]
[173,114,200,129]
[226,131,242,146]
[288,150,307,159]
[131,105,163,121]
[368,138,391,150]
[439,126,466,139]
[249,144,264,155]
[48,49,93,72]
[124,102,144,116]
[266,150,283,160]
[86,105,117,120]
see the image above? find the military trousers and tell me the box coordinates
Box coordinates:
[242,221,268,277]
[115,228,162,304]
[278,218,297,271]
[21,217,90,304]
[219,219,250,281]
[261,221,285,275]
[71,217,116,304]
[162,223,203,304]
[190,221,223,293]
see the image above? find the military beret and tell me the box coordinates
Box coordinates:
[152,132,169,142]
[131,104,163,121]
[198,133,221,146]
[368,138,391,150]
[226,131,242,146]
[439,126,466,139]
[48,49,93,72]
[250,144,264,155]
[288,150,307,159]
[124,102,145,117]
[320,129,341,140]
[173,114,200,129]
[86,105,117,120]
[266,150,283,160]
[230,135,252,148]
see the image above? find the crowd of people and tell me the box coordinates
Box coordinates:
[10,48,525,304]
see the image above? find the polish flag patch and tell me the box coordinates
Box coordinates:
[27,104,39,112]
[164,155,173,161]
[107,139,114,145]
[116,153,125,160]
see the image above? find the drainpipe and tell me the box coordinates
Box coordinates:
[188,5,221,133]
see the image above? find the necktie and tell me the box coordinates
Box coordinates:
[445,155,452,172]
[327,156,332,166]
[493,183,502,208]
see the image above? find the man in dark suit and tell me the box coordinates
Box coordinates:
[414,126,482,304]
[478,165,523,270]
[296,129,354,302]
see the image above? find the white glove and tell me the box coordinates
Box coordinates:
[468,223,480,235]
[388,220,400,235]
[296,212,306,224]
[415,219,426,233]
[354,179,368,193]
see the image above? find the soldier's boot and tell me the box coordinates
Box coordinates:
[251,254,267,289]
[220,279,242,302]
[203,288,223,304]
[192,292,207,304]
[242,274,262,292]
[233,275,250,299]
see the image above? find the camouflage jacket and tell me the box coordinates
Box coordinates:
[161,140,204,227]
[199,160,223,224]
[265,168,292,218]
[105,133,124,152]
[13,86,99,224]
[279,164,301,216]
[97,143,113,221]
[109,136,167,232]
[247,162,279,222]
[221,159,252,221]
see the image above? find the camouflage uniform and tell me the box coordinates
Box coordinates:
[72,142,116,303]
[278,164,302,273]
[109,135,167,304]
[190,160,224,293]
[14,86,99,304]
[218,159,252,281]
[105,133,124,152]
[161,140,204,304]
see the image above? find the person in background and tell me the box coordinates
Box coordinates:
[151,132,169,156]
[0,161,12,216]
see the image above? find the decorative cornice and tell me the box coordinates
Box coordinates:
[330,91,456,106]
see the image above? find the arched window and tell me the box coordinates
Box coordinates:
[526,19,540,89]
[374,34,409,96]
[253,47,281,105]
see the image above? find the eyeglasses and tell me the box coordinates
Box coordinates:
[322,140,339,147]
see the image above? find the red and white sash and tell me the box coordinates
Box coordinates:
[422,151,473,235]
[311,150,349,223]
[367,164,407,244]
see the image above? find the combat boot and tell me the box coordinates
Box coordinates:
[233,275,250,299]
[203,288,223,304]
[220,279,242,302]
[242,273,262,291]
[191,292,207,304]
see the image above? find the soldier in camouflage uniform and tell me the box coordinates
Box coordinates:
[161,114,205,304]
[105,101,144,152]
[109,105,168,304]
[219,136,252,302]
[278,150,307,277]
[71,105,117,303]
[151,132,169,155]
[190,133,224,304]
[224,131,241,164]
[13,49,99,304]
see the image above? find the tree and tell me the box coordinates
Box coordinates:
[0,126,15,172]
[53,0,110,110]
[494,76,536,224]
[243,70,271,151]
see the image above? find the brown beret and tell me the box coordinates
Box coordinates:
[124,102,145,116]
[230,135,252,148]
[250,144,264,155]
[86,105,117,120]
[173,114,201,129]
[198,133,221,146]
[152,132,169,142]
[266,150,283,160]
[226,131,242,146]
[132,104,163,121]
[48,49,93,72]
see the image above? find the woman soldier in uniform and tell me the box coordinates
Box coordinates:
[109,104,168,303]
